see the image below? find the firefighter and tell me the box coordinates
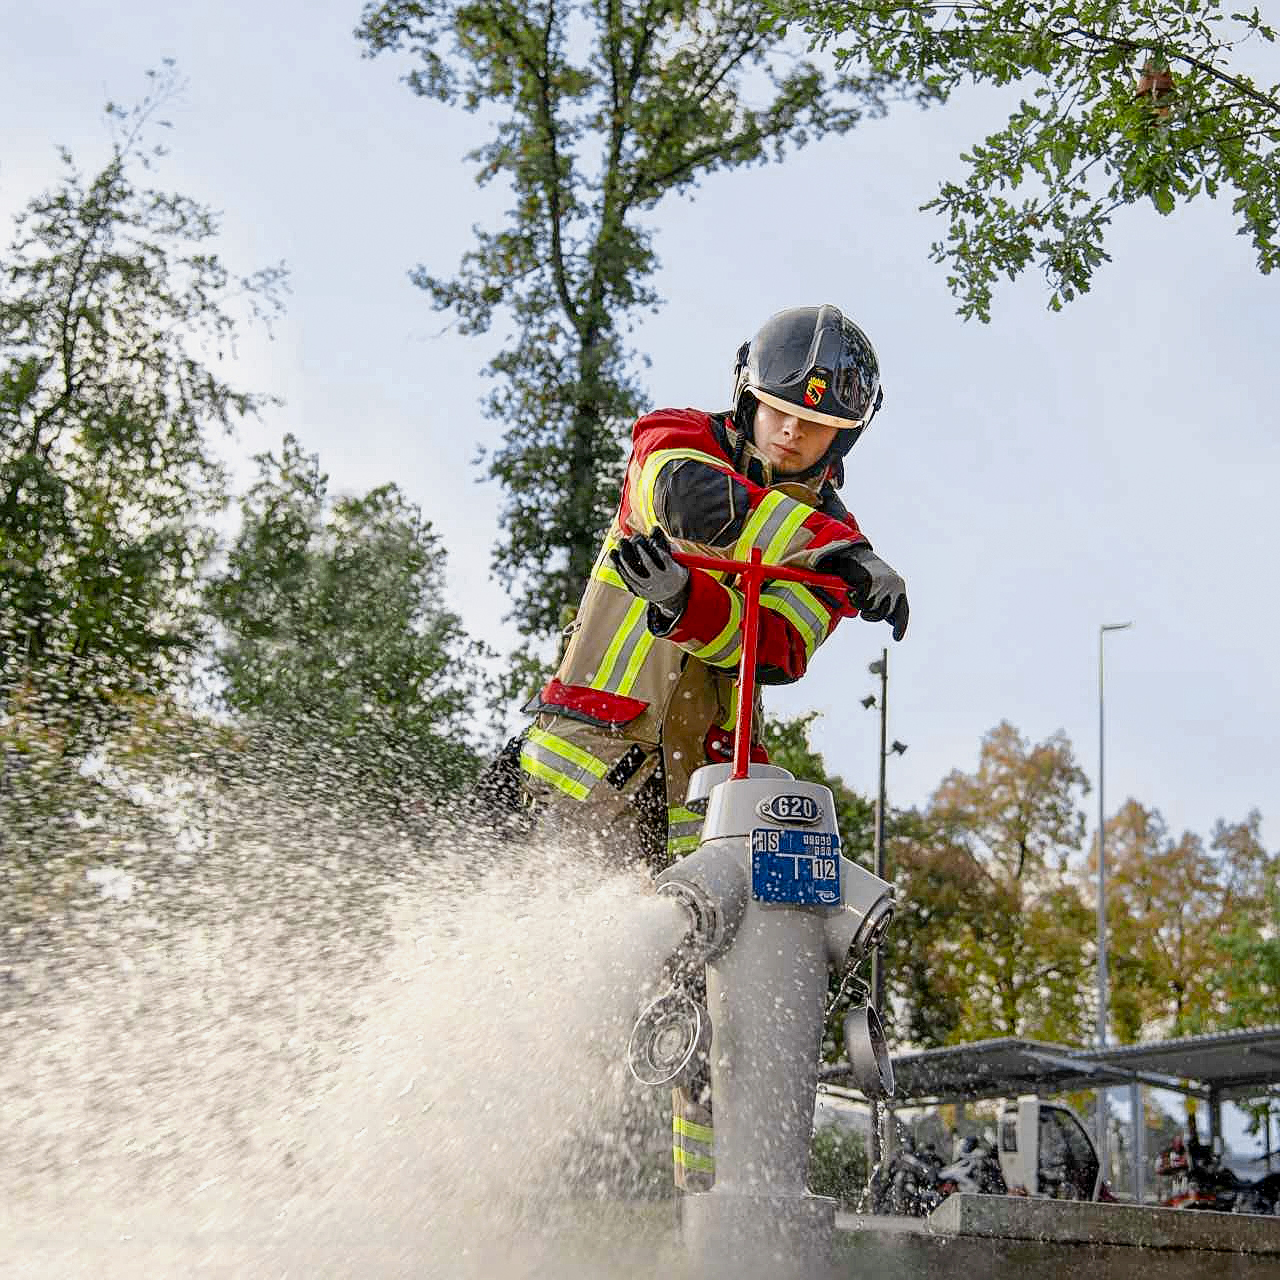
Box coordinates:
[513,303,907,867]
[501,304,909,1192]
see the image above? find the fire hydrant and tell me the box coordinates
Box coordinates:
[626,550,896,1276]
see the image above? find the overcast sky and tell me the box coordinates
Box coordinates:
[4,0,1278,858]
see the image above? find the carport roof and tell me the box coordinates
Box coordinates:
[1088,1025,1280,1101]
[819,1026,1280,1105]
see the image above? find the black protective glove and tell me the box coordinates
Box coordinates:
[609,526,691,622]
[820,543,909,642]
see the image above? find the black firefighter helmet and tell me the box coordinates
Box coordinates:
[732,304,883,473]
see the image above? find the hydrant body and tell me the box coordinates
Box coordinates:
[644,762,895,1276]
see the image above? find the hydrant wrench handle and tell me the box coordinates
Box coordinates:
[671,549,853,782]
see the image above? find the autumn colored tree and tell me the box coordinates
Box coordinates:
[1211,809,1276,927]
[904,721,1095,1044]
[770,0,1280,320]
[1096,801,1280,1038]
[1100,802,1218,1037]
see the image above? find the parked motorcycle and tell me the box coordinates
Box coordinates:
[936,1133,1008,1197]
[869,1135,946,1217]
[1232,1171,1280,1217]
[1154,1132,1280,1214]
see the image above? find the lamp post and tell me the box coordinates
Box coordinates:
[865,648,906,1176]
[1097,620,1132,1180]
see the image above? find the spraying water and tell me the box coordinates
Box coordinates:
[0,725,694,1278]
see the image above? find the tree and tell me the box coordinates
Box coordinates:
[909,721,1094,1043]
[1210,881,1279,1028]
[206,435,488,811]
[0,65,285,741]
[357,0,931,642]
[1212,808,1275,923]
[772,0,1280,320]
[883,819,988,1046]
[1101,803,1277,1138]
[1206,810,1278,1035]
[1209,869,1279,1142]
[1098,800,1277,1038]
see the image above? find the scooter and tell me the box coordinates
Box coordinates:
[869,1136,945,1217]
[936,1133,1008,1197]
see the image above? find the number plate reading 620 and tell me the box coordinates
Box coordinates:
[751,829,842,905]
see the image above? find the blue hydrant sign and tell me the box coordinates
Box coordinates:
[750,829,842,905]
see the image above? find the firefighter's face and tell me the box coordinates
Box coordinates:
[753,400,839,474]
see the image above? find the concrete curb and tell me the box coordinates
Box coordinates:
[924,1193,1280,1255]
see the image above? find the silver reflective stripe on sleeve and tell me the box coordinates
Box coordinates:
[759,581,832,660]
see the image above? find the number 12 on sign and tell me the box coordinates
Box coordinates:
[750,828,842,905]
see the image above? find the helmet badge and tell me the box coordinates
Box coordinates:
[803,372,828,408]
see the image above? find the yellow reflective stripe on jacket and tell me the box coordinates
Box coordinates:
[690,585,743,668]
[673,1147,716,1173]
[764,502,811,563]
[760,581,831,661]
[591,531,625,589]
[667,805,704,856]
[589,596,654,696]
[720,684,738,731]
[634,447,728,534]
[520,727,609,801]
[588,530,655,694]
[732,490,810,565]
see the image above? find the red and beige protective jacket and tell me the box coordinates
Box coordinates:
[519,407,868,857]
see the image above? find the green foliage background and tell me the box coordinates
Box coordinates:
[770,0,1280,320]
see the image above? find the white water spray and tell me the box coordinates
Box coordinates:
[1,750,693,1278]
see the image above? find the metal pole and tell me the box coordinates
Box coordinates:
[1097,628,1107,1040]
[868,648,888,1177]
[1129,1081,1145,1204]
[1097,621,1131,1181]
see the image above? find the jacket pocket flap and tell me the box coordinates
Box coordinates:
[523,679,649,729]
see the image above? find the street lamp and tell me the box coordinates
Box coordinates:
[1097,620,1132,1179]
[865,648,906,1175]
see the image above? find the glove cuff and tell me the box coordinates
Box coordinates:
[646,581,690,635]
[815,539,873,572]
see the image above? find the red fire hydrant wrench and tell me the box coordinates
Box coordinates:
[672,548,855,781]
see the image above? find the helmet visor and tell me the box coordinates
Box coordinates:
[751,313,880,426]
